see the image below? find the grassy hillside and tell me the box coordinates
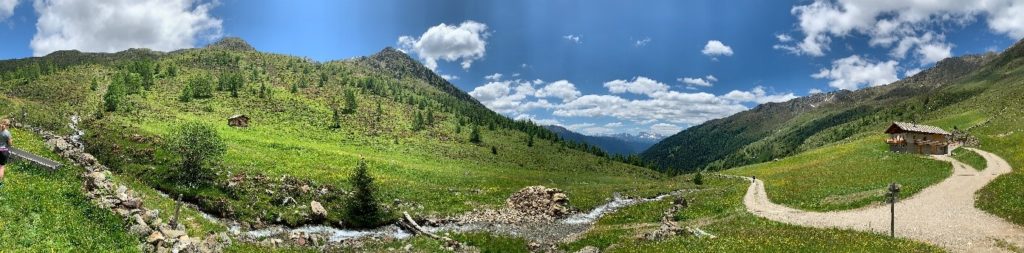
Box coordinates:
[643,53,997,173]
[646,39,1024,224]
[0,129,138,251]
[0,38,684,229]
[725,134,950,211]
[560,176,942,252]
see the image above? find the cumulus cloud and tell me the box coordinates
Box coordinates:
[776,34,793,42]
[0,0,17,21]
[564,123,619,136]
[722,86,798,104]
[398,20,489,70]
[702,40,734,57]
[777,0,1024,57]
[468,79,540,115]
[604,76,669,96]
[535,80,581,102]
[678,75,717,87]
[440,74,459,80]
[904,68,923,78]
[650,123,682,136]
[30,0,222,56]
[812,55,899,90]
[635,37,651,47]
[470,76,797,131]
[484,73,502,81]
[514,114,561,126]
[809,88,824,94]
[563,34,581,44]
[916,42,952,65]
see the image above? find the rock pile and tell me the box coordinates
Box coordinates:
[456,186,574,224]
[640,196,715,241]
[31,127,231,252]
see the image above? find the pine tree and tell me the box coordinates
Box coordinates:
[344,89,358,114]
[694,171,704,185]
[290,82,298,93]
[426,110,434,126]
[491,146,497,155]
[258,83,267,98]
[412,111,424,131]
[527,134,534,147]
[331,106,341,129]
[375,102,383,122]
[344,158,387,228]
[470,125,481,144]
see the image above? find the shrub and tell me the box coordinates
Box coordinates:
[470,125,481,144]
[167,122,226,187]
[344,158,389,228]
[694,171,704,185]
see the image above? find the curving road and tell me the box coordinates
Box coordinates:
[743,148,1024,252]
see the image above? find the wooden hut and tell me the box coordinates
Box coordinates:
[228,114,249,128]
[884,122,958,155]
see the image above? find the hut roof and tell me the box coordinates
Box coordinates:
[885,122,950,135]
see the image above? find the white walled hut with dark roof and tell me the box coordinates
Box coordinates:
[884,122,959,155]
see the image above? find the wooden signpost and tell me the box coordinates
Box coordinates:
[887,182,901,238]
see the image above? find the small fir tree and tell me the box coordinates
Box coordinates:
[469,125,482,144]
[344,158,388,228]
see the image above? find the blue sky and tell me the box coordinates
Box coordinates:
[0,0,1021,136]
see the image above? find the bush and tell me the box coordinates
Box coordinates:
[344,159,389,228]
[167,122,226,186]
[694,171,704,185]
[470,125,481,144]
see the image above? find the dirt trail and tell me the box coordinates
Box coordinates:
[743,148,1024,252]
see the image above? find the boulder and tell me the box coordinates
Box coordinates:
[147,231,165,244]
[505,186,571,218]
[310,201,327,217]
[129,223,153,237]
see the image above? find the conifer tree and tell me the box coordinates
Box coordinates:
[344,89,358,114]
[527,134,534,147]
[344,158,387,228]
[412,111,424,131]
[470,125,482,144]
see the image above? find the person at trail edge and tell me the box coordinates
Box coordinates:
[0,119,11,189]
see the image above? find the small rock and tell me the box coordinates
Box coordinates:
[310,201,327,217]
[147,231,165,244]
[129,224,153,237]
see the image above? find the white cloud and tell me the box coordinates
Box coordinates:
[917,42,952,65]
[468,79,538,115]
[604,76,669,96]
[702,40,734,57]
[0,0,17,21]
[809,88,824,94]
[904,68,923,78]
[812,55,899,90]
[471,76,796,131]
[678,75,717,87]
[563,34,581,44]
[440,74,459,80]
[722,86,798,104]
[778,0,1024,57]
[635,37,651,47]
[484,73,502,81]
[776,34,793,42]
[514,114,561,126]
[29,0,222,56]
[650,123,682,136]
[535,80,581,102]
[398,20,489,70]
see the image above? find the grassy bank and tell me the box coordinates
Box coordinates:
[724,135,951,211]
[562,176,943,252]
[0,129,138,251]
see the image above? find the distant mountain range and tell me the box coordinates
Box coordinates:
[544,125,665,155]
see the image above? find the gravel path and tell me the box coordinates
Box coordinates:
[743,148,1024,252]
